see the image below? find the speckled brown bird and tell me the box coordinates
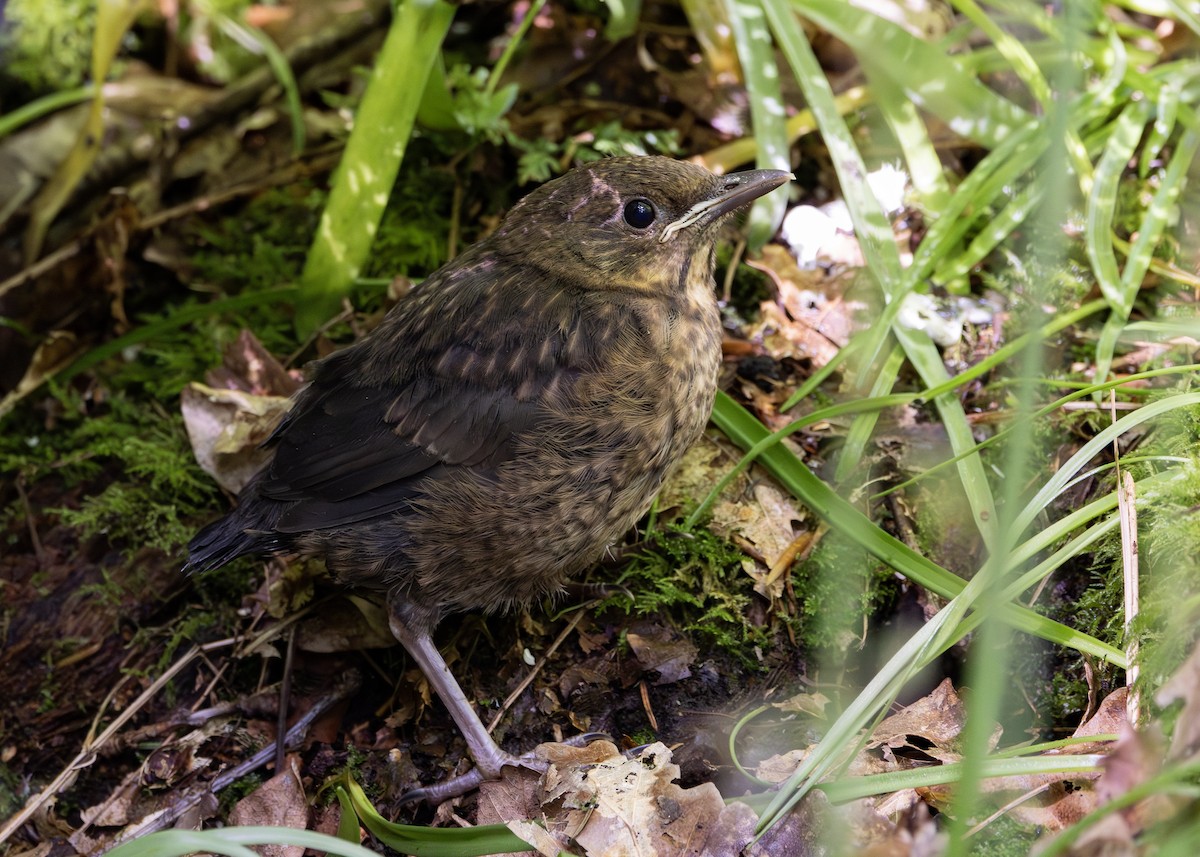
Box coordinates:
[186,156,790,799]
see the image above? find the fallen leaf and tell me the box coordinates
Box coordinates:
[869,678,975,763]
[512,741,727,857]
[980,688,1128,831]
[180,382,292,494]
[228,756,309,857]
[295,596,395,652]
[1155,637,1200,763]
[627,623,698,685]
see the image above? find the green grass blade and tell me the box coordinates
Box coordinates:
[295,0,456,336]
[791,0,1031,147]
[726,0,791,247]
[710,392,1124,665]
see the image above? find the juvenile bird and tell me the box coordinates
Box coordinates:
[186,156,791,798]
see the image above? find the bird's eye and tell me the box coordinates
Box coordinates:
[623,199,656,229]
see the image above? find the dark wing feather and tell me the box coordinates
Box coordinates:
[255,261,575,533]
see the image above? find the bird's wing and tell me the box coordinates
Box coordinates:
[257,269,577,533]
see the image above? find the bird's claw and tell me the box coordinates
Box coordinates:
[399,732,610,804]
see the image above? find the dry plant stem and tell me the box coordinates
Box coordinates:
[486,607,589,733]
[71,0,389,206]
[276,624,299,775]
[640,680,659,731]
[105,671,362,849]
[0,147,342,303]
[2,0,376,294]
[1118,469,1140,724]
[964,781,1055,837]
[764,530,815,589]
[13,476,45,566]
[1111,390,1141,726]
[0,638,236,846]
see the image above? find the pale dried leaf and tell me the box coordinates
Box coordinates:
[0,331,82,420]
[658,434,807,599]
[507,818,562,857]
[697,801,757,857]
[532,741,726,856]
[180,382,291,494]
[1155,637,1200,763]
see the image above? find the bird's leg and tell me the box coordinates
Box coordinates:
[387,608,533,781]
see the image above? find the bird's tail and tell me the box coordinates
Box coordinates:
[183,500,284,575]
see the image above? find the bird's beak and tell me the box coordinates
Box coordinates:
[660,168,793,243]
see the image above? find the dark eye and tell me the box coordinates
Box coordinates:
[623,199,656,229]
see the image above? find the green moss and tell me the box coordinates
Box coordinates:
[363,163,458,278]
[967,813,1039,857]
[217,772,263,816]
[793,534,893,654]
[1134,400,1200,704]
[1,0,96,93]
[604,524,770,665]
[1,380,217,551]
[186,185,325,296]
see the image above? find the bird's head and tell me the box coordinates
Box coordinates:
[492,156,791,296]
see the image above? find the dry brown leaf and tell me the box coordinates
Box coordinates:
[1037,641,1200,853]
[980,688,1128,832]
[744,244,864,368]
[207,330,303,397]
[227,757,309,857]
[858,802,944,857]
[477,767,544,852]
[295,596,395,653]
[869,678,974,763]
[658,433,808,600]
[772,691,831,718]
[745,791,830,857]
[697,801,758,857]
[0,330,82,419]
[627,624,698,685]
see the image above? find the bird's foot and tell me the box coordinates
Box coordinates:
[400,732,608,805]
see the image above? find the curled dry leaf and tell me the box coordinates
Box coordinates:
[869,678,976,763]
[0,330,81,420]
[1155,636,1200,764]
[180,382,291,494]
[978,688,1128,832]
[744,244,866,368]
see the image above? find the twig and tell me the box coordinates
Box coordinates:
[103,671,362,848]
[276,624,298,775]
[639,681,659,732]
[0,638,236,846]
[486,608,589,734]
